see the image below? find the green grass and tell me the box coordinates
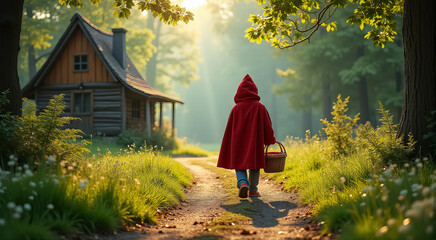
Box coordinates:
[170,144,212,157]
[266,137,436,239]
[85,137,125,156]
[0,149,193,239]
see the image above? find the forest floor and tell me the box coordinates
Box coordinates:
[87,157,333,240]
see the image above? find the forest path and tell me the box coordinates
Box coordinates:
[96,157,330,240]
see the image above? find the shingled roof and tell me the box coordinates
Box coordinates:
[23,13,183,104]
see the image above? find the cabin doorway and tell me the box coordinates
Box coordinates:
[70,90,93,134]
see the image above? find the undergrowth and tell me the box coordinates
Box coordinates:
[267,95,435,239]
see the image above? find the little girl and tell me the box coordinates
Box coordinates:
[217,74,276,198]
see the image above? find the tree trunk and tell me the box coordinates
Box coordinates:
[395,68,403,122]
[26,5,36,81]
[302,95,312,137]
[146,13,162,87]
[0,0,24,115]
[357,46,370,124]
[398,0,436,155]
[322,74,331,121]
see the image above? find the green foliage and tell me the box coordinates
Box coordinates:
[0,91,18,164]
[423,110,436,157]
[117,129,177,151]
[0,148,192,238]
[59,0,194,24]
[14,95,89,162]
[246,0,403,48]
[321,95,359,157]
[355,103,414,166]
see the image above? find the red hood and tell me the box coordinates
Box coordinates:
[234,74,261,103]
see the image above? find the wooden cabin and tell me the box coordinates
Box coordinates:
[22,13,183,136]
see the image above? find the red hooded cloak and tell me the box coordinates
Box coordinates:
[217,74,276,170]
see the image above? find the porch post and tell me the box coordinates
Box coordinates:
[159,102,163,129]
[171,102,175,137]
[145,98,151,137]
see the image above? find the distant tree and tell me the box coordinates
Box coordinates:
[246,0,435,155]
[0,0,193,116]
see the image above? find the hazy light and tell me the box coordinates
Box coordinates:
[182,0,207,10]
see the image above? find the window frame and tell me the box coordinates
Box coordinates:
[131,98,141,119]
[71,90,93,116]
[73,54,89,72]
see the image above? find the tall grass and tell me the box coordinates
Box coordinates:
[0,149,192,239]
[266,97,435,239]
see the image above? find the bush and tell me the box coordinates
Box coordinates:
[0,91,18,166]
[117,129,177,151]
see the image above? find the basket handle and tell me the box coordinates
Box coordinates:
[265,142,286,156]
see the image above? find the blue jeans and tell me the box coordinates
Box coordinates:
[235,169,260,192]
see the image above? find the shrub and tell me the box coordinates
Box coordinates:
[0,91,18,166]
[117,129,177,151]
[14,95,89,163]
[321,95,359,158]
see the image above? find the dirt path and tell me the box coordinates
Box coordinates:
[96,157,330,240]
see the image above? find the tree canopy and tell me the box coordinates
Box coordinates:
[245,0,403,48]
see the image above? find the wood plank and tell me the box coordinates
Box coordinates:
[61,43,68,84]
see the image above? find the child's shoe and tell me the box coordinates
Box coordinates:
[238,183,248,198]
[249,191,260,197]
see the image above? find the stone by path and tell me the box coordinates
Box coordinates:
[91,157,332,240]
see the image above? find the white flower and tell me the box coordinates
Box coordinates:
[378,177,385,182]
[411,184,421,192]
[7,202,16,209]
[340,177,346,183]
[24,169,33,177]
[415,158,421,163]
[78,180,89,189]
[400,189,408,196]
[360,202,366,207]
[15,206,23,213]
[17,166,22,171]
[28,196,34,201]
[24,203,31,211]
[387,218,396,227]
[7,161,15,167]
[47,156,56,163]
[0,218,5,226]
[417,163,423,168]
[12,213,20,219]
[32,190,37,196]
[47,204,54,210]
[29,181,36,187]
[394,178,402,185]
[9,155,17,161]
[384,169,393,177]
[423,157,429,161]
[23,164,29,169]
[53,179,59,185]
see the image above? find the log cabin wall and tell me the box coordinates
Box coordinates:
[41,28,114,86]
[36,83,123,136]
[125,89,156,131]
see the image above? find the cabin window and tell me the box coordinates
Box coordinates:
[73,55,88,72]
[132,99,140,118]
[73,92,91,113]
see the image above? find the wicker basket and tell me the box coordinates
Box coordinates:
[264,142,287,173]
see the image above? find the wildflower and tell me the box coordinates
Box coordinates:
[423,157,429,161]
[24,169,33,177]
[29,196,34,200]
[387,218,396,227]
[360,202,366,207]
[398,224,409,233]
[17,166,22,171]
[362,193,367,197]
[415,158,421,163]
[78,180,89,189]
[47,156,56,163]
[15,205,23,213]
[384,169,393,177]
[402,218,411,225]
[363,186,374,192]
[7,161,15,167]
[417,163,423,168]
[7,202,16,209]
[427,226,433,234]
[47,204,54,210]
[377,226,388,236]
[53,179,60,185]
[23,164,29,169]
[0,218,4,226]
[12,177,19,182]
[404,163,410,168]
[340,177,346,183]
[24,203,31,210]
[412,193,418,197]
[400,189,408,196]
[12,213,20,219]
[394,178,402,185]
[411,184,421,192]
[378,177,385,182]
[32,190,38,196]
